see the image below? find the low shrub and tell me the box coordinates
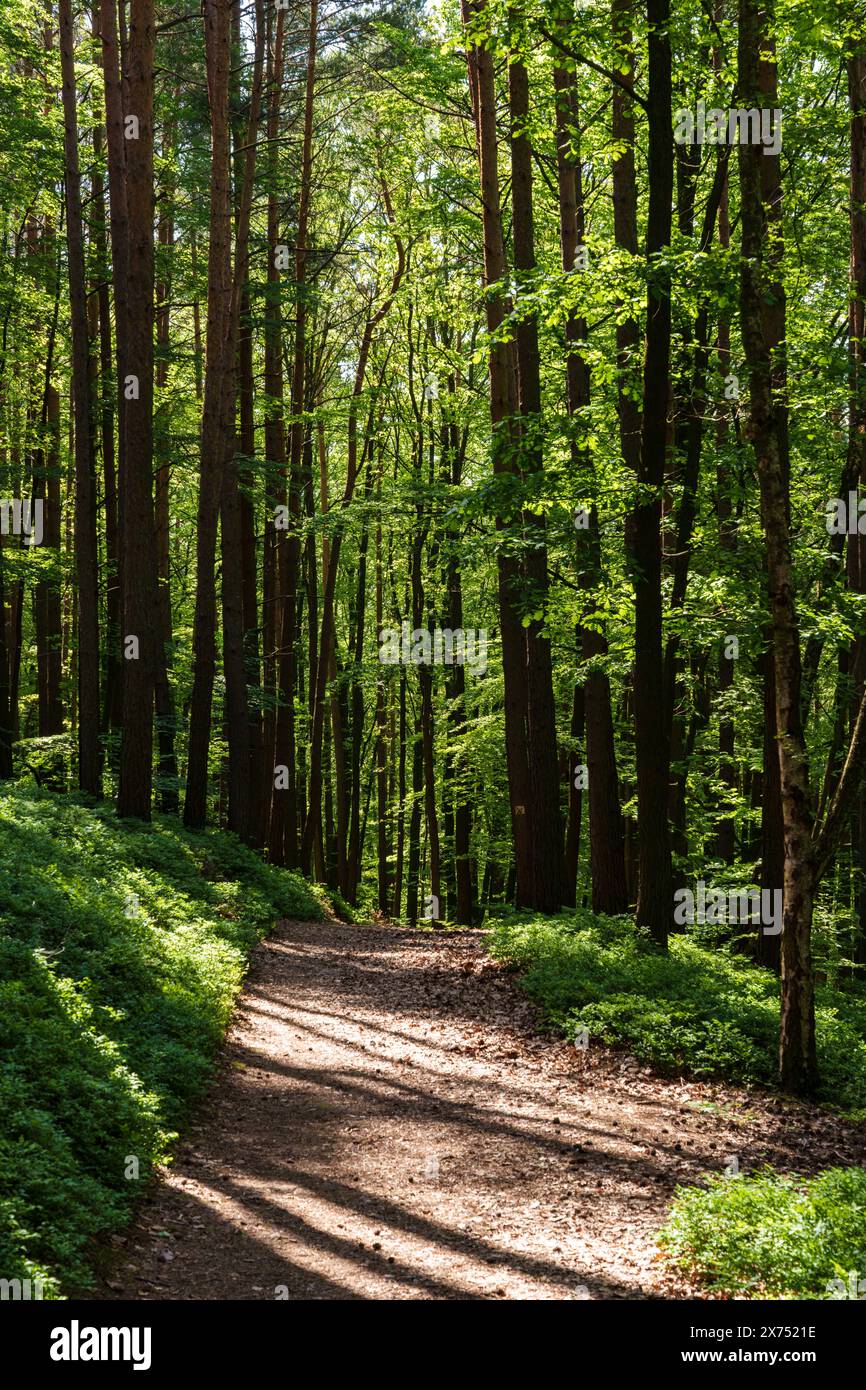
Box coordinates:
[658,1166,866,1298]
[0,784,322,1295]
[487,911,866,1116]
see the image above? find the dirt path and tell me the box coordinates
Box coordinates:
[90,921,866,1301]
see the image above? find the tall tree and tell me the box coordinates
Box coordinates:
[738,0,814,1089]
[553,25,627,914]
[184,0,234,828]
[629,0,673,946]
[272,0,319,866]
[507,5,567,912]
[60,0,101,795]
[849,28,866,968]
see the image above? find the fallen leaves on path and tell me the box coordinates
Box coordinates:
[87,922,866,1301]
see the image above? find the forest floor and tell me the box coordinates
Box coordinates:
[86,920,866,1301]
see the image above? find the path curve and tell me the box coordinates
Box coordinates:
[89,921,866,1300]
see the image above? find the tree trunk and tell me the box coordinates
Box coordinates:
[61,0,102,796]
[117,0,159,819]
[374,478,391,913]
[218,0,264,842]
[463,0,543,911]
[274,0,317,866]
[184,0,233,827]
[848,35,866,966]
[630,0,674,946]
[34,378,63,737]
[88,20,122,737]
[738,0,816,1092]
[508,18,567,912]
[554,48,627,913]
[154,107,179,812]
[714,126,737,865]
[262,3,286,850]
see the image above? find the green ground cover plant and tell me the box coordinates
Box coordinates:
[488,912,866,1117]
[658,1167,866,1298]
[0,783,322,1296]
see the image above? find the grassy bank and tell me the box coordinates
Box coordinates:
[488,911,866,1118]
[659,1167,866,1298]
[0,784,322,1297]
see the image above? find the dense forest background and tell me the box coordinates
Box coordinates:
[2,0,866,1108]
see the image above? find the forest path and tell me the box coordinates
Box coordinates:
[90,920,866,1301]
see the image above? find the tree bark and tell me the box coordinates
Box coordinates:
[218,0,264,842]
[848,33,866,966]
[554,47,627,913]
[273,0,318,866]
[154,105,179,812]
[462,0,560,912]
[89,13,122,739]
[508,18,567,912]
[61,0,102,796]
[630,0,674,946]
[184,0,233,827]
[117,0,159,819]
[738,0,816,1092]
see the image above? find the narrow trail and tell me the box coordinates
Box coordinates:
[90,921,866,1301]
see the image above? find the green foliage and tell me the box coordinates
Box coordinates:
[658,1166,866,1299]
[13,733,75,792]
[488,912,866,1116]
[0,784,322,1296]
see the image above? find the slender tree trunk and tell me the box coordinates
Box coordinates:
[848,34,866,966]
[462,0,535,910]
[154,108,179,812]
[237,279,262,841]
[611,0,641,904]
[347,452,375,902]
[374,470,393,913]
[630,0,674,946]
[392,656,407,916]
[99,0,129,741]
[273,0,317,865]
[184,0,233,827]
[754,12,789,970]
[116,0,159,819]
[554,47,627,913]
[35,379,63,736]
[89,21,122,736]
[412,492,441,922]
[714,111,737,865]
[61,0,102,796]
[262,3,286,850]
[508,17,567,912]
[441,374,474,924]
[663,150,729,865]
[218,0,264,842]
[303,398,323,874]
[0,532,11,779]
[406,701,423,927]
[739,0,816,1092]
[190,225,204,403]
[612,0,641,466]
